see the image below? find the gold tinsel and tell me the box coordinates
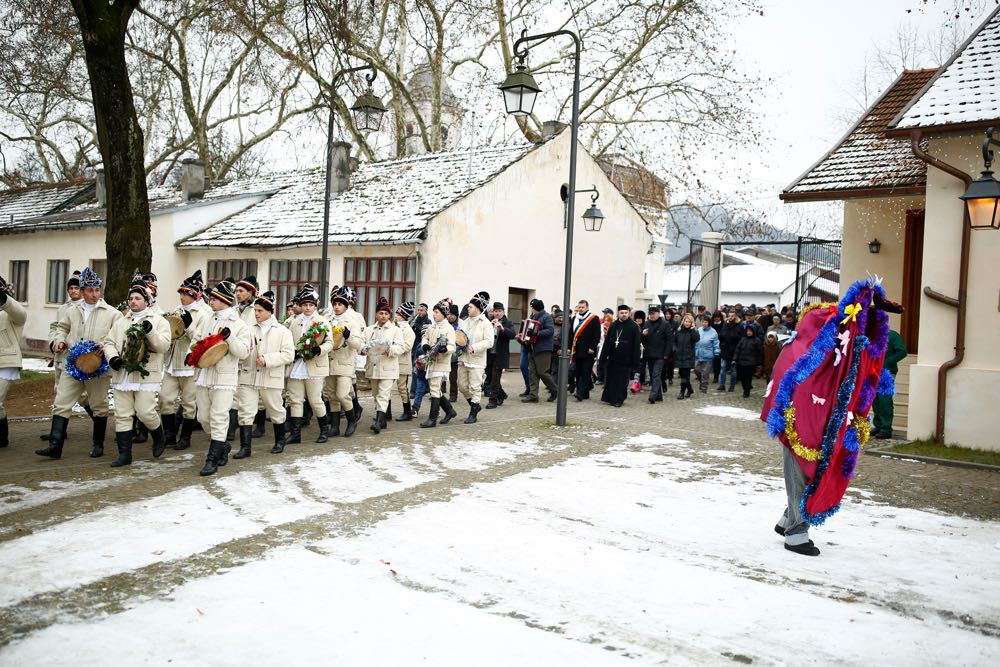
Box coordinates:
[784,405,822,462]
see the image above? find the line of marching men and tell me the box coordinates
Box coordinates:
[0,267,500,476]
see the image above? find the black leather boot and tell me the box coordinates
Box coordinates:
[328,411,341,437]
[286,417,302,444]
[218,440,232,467]
[420,398,440,428]
[251,410,266,438]
[162,413,178,448]
[396,402,413,421]
[270,422,287,454]
[344,409,358,437]
[199,440,225,476]
[36,415,68,459]
[464,402,481,424]
[132,416,148,444]
[234,424,252,459]
[385,403,393,422]
[90,415,108,457]
[440,397,458,424]
[175,418,195,450]
[351,394,363,424]
[225,409,237,442]
[316,414,330,443]
[0,418,7,448]
[150,424,167,458]
[301,402,313,428]
[110,431,133,467]
[370,410,385,434]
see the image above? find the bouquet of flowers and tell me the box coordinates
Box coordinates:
[295,321,330,360]
[122,322,151,378]
[423,334,448,365]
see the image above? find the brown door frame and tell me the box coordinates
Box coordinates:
[901,209,924,353]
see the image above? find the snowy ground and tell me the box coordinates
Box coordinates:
[2,423,999,665]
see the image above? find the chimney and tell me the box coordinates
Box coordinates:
[95,168,106,207]
[329,141,353,197]
[180,158,206,202]
[542,120,567,140]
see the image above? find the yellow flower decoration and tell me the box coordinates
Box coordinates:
[852,415,871,448]
[785,406,822,461]
[841,303,863,325]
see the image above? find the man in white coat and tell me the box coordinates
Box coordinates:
[0,275,27,449]
[160,270,209,450]
[362,297,404,434]
[457,291,495,424]
[392,301,416,422]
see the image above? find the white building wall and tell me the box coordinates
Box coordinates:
[419,132,651,311]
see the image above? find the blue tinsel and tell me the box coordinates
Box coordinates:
[878,368,895,396]
[65,340,109,382]
[799,334,870,526]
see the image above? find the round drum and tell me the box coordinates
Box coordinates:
[166,315,187,340]
[74,350,104,375]
[197,340,230,368]
[455,330,469,351]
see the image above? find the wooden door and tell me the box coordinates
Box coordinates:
[507,287,529,369]
[901,210,924,353]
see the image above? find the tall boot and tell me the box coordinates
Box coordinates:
[316,414,330,443]
[162,413,178,448]
[36,415,69,459]
[174,418,195,450]
[395,402,413,421]
[150,424,167,458]
[218,440,232,467]
[270,422,287,454]
[225,409,237,442]
[439,397,458,425]
[234,425,253,459]
[110,431,133,467]
[132,416,148,444]
[89,416,108,458]
[286,417,302,444]
[328,410,342,437]
[463,402,482,424]
[0,418,7,448]
[301,401,313,428]
[370,410,385,434]
[199,439,225,476]
[344,409,358,437]
[420,398,440,428]
[251,410,266,438]
[351,393,363,424]
[385,403,393,422]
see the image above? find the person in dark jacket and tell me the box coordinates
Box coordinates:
[485,302,516,409]
[550,309,565,380]
[641,305,670,403]
[571,300,602,401]
[717,309,743,392]
[519,299,558,402]
[672,313,700,399]
[711,311,724,382]
[873,329,907,438]
[661,310,677,388]
[734,324,764,397]
[599,304,641,407]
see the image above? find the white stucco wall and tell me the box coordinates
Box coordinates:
[419,132,652,311]
[905,134,1000,450]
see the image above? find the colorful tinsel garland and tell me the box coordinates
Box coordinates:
[65,340,109,381]
[783,406,822,462]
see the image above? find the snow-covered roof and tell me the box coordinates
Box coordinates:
[783,69,936,202]
[662,262,839,298]
[178,143,537,249]
[890,6,1000,133]
[0,180,94,230]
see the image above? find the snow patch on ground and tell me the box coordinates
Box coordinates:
[694,405,761,421]
[699,449,744,459]
[427,437,544,471]
[21,358,54,372]
[623,432,690,447]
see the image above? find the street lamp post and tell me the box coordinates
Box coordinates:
[500,28,584,427]
[319,66,387,309]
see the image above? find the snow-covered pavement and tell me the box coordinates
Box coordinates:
[1,425,998,665]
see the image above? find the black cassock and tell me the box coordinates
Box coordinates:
[600,318,642,404]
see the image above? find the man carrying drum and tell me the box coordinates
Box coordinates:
[37,267,122,460]
[418,301,458,428]
[103,279,172,466]
[160,270,209,451]
[457,291,495,424]
[39,270,82,442]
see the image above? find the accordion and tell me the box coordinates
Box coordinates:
[519,318,541,346]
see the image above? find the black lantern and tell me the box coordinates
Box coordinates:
[868,238,881,254]
[350,88,387,133]
[498,63,540,117]
[960,128,1000,230]
[583,203,604,231]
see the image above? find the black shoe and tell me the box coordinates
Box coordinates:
[728,386,735,393]
[90,415,108,457]
[316,414,330,443]
[36,415,69,459]
[486,398,499,409]
[251,410,267,438]
[38,432,51,441]
[677,391,685,400]
[396,403,414,421]
[385,404,393,422]
[743,390,751,398]
[519,390,530,397]
[162,413,178,448]
[547,392,557,402]
[270,422,287,454]
[174,418,196,450]
[521,396,539,403]
[90,442,104,458]
[784,540,821,556]
[200,440,226,476]
[440,398,458,424]
[329,411,342,437]
[875,431,891,440]
[351,397,363,425]
[286,417,303,444]
[371,411,385,433]
[225,409,238,442]
[420,398,440,428]
[344,411,358,437]
[613,402,623,408]
[218,442,232,467]
[132,417,148,444]
[234,425,253,459]
[717,386,726,392]
[0,418,6,449]
[464,402,481,424]
[648,398,655,404]
[150,424,167,458]
[110,431,133,468]
[774,524,786,536]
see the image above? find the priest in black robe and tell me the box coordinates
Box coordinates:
[599,304,642,407]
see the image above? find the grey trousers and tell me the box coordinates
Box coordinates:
[778,446,810,546]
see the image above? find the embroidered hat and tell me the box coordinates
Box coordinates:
[296,283,319,305]
[79,266,101,289]
[342,286,357,306]
[237,275,259,295]
[332,286,351,307]
[470,291,490,312]
[376,296,392,314]
[256,290,276,312]
[209,280,237,306]
[67,270,82,288]
[178,269,204,297]
[396,301,414,319]
[432,301,449,316]
[129,279,151,304]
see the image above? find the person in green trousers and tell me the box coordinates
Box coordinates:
[874,329,907,439]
